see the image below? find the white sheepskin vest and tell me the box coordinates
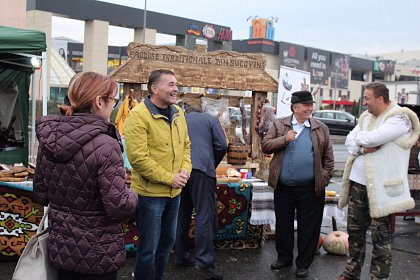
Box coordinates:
[338,102,420,218]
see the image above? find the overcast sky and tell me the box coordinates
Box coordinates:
[51,0,420,56]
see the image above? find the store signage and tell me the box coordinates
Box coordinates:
[217,28,232,42]
[129,45,265,70]
[247,40,274,46]
[202,25,216,39]
[279,42,305,70]
[187,24,201,36]
[307,48,330,85]
[186,24,231,41]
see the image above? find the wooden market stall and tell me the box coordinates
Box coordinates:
[0,26,46,165]
[0,26,46,261]
[110,42,278,178]
[110,43,278,249]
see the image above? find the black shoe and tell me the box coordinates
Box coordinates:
[270,260,292,270]
[194,266,224,280]
[174,260,195,267]
[296,267,309,278]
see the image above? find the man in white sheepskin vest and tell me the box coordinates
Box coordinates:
[337,82,420,280]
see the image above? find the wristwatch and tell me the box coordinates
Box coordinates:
[357,146,364,155]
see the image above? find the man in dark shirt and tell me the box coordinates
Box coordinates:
[174,104,227,280]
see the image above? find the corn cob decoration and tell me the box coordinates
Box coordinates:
[115,90,139,135]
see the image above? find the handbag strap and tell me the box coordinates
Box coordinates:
[37,206,49,234]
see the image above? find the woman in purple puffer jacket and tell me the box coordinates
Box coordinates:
[34,71,138,280]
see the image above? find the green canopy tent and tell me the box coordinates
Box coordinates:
[0,25,46,165]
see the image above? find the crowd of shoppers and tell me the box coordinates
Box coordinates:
[32,69,419,280]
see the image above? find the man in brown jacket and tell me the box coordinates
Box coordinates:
[262,91,334,278]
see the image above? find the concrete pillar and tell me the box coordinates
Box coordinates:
[83,19,109,75]
[176,34,196,51]
[365,71,373,82]
[209,40,232,51]
[0,0,26,28]
[26,10,52,100]
[134,28,157,44]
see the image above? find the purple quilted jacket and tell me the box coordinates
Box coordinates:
[34,113,138,274]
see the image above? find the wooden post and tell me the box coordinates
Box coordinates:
[251,91,267,178]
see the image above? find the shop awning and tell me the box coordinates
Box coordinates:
[0,25,46,54]
[0,25,46,73]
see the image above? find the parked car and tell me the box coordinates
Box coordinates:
[229,106,251,123]
[312,110,357,135]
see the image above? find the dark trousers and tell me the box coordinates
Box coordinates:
[344,181,392,280]
[274,183,324,269]
[174,169,218,269]
[57,269,118,280]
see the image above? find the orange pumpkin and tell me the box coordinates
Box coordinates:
[323,231,349,255]
[318,234,324,249]
[315,234,324,255]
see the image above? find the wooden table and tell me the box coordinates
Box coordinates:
[390,174,420,234]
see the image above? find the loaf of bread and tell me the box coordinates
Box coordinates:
[0,177,25,182]
[14,171,29,178]
[0,171,13,178]
[11,166,27,174]
[216,163,234,176]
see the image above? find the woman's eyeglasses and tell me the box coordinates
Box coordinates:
[101,96,120,108]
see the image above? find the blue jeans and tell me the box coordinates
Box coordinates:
[134,195,180,280]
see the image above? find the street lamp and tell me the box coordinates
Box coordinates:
[395,69,400,102]
[357,73,368,116]
[332,66,339,110]
[143,0,147,43]
[413,67,420,104]
[416,67,420,104]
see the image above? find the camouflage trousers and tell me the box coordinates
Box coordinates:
[343,181,392,280]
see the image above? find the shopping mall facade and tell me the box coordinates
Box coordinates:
[2,0,420,108]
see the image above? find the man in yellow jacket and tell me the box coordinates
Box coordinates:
[124,69,191,280]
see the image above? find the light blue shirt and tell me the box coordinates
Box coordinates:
[291,115,311,139]
[279,117,314,186]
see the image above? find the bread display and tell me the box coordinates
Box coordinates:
[0,163,34,182]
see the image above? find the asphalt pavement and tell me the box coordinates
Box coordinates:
[3,204,418,280]
[1,136,419,279]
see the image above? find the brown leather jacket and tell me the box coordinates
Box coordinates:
[261,115,334,196]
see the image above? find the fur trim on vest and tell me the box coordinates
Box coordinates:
[339,101,420,218]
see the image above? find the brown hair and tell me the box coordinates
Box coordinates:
[59,72,118,116]
[147,69,175,95]
[186,104,202,114]
[365,82,390,103]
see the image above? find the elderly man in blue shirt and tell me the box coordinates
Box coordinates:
[262,91,334,278]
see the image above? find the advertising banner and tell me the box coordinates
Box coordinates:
[279,42,305,70]
[51,39,68,62]
[307,48,330,86]
[276,66,311,118]
[373,59,395,74]
[331,53,350,89]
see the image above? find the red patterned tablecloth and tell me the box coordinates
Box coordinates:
[0,182,44,261]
